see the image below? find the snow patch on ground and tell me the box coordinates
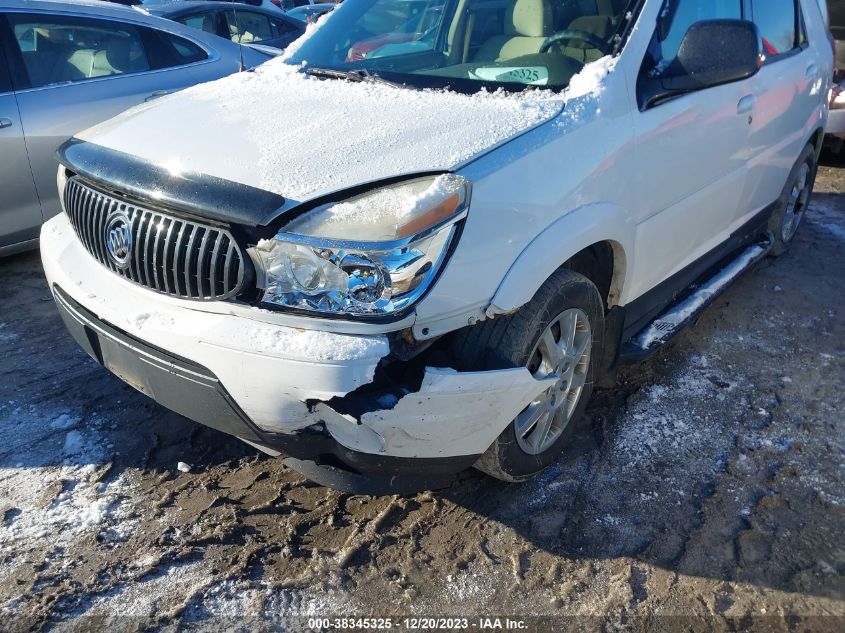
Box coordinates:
[813,220,845,241]
[1,455,136,550]
[441,567,495,602]
[62,429,85,455]
[50,414,80,430]
[573,354,722,470]
[181,579,361,618]
[0,323,16,342]
[72,559,218,618]
[809,199,845,240]
[0,404,138,587]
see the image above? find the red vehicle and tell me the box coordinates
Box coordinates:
[347,32,418,61]
[346,2,442,61]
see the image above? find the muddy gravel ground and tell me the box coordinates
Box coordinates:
[1,159,845,632]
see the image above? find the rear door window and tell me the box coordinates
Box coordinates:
[7,13,151,89]
[0,32,11,93]
[159,32,209,64]
[223,10,274,43]
[176,12,220,36]
[750,0,802,61]
[271,16,299,36]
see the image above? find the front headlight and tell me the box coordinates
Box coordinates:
[250,174,470,318]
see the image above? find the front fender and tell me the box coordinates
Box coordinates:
[487,202,634,316]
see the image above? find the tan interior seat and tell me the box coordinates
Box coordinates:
[91,36,148,77]
[66,49,97,78]
[474,0,554,63]
[22,30,85,87]
[561,0,626,63]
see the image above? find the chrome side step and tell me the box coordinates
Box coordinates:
[619,238,772,363]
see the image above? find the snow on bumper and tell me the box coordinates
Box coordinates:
[41,214,550,460]
[41,214,387,434]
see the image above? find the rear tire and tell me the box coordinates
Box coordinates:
[768,144,817,257]
[450,268,604,482]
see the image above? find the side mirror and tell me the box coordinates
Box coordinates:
[642,19,762,109]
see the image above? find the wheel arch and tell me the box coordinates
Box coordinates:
[487,202,634,318]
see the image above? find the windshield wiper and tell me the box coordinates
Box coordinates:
[304,66,406,89]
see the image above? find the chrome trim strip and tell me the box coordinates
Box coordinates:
[63,177,246,301]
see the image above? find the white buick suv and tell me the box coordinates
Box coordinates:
[41,0,831,493]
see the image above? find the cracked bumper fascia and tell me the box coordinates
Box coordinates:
[312,367,556,459]
[42,214,552,461]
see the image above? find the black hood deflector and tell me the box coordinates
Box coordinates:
[57,139,285,226]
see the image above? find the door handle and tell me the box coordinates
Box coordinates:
[806,63,819,79]
[737,95,756,115]
[145,90,171,102]
[0,118,12,129]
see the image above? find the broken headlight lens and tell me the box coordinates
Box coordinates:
[251,174,470,317]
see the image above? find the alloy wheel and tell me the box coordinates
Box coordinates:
[515,308,592,455]
[782,162,811,243]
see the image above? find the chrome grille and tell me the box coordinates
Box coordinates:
[63,177,245,301]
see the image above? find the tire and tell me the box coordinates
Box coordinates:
[450,268,605,482]
[768,143,817,257]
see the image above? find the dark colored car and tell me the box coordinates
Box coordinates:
[147,1,305,51]
[286,3,335,23]
[107,0,282,10]
[830,0,845,68]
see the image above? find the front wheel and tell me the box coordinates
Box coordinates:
[450,268,604,482]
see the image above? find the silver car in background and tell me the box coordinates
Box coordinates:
[0,0,269,256]
[825,0,845,152]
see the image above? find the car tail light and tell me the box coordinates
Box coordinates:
[271,0,282,6]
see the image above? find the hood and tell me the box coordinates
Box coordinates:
[77,60,563,212]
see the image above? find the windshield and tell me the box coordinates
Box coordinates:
[287,0,635,91]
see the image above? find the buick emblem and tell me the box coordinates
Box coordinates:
[105,212,133,269]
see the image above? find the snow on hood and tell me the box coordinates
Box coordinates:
[78,60,564,204]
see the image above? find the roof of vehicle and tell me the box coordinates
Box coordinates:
[146,1,295,17]
[0,0,149,15]
[287,3,334,14]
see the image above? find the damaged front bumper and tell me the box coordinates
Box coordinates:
[41,214,551,493]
